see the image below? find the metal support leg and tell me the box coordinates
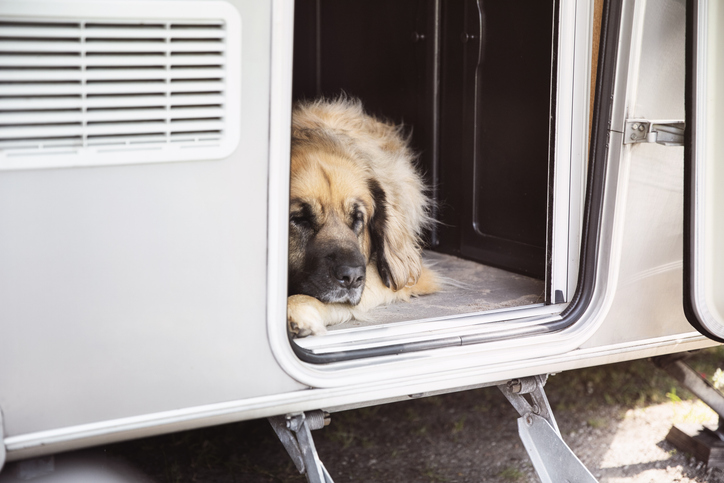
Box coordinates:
[268,410,334,483]
[499,375,598,483]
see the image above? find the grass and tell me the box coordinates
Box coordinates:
[666,387,683,403]
[452,416,466,434]
[327,427,356,449]
[586,417,606,429]
[545,346,724,412]
[420,465,449,482]
[406,407,421,422]
[498,466,526,481]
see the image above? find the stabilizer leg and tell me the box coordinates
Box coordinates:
[268,410,334,483]
[498,375,598,483]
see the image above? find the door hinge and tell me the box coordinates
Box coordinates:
[623,119,684,146]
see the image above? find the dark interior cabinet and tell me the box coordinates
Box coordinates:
[292,0,556,280]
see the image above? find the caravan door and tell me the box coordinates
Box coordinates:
[685,0,724,342]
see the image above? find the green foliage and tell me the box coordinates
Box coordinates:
[405,407,421,422]
[587,417,606,429]
[546,346,724,411]
[498,466,525,481]
[452,416,466,434]
[420,465,449,482]
[327,427,356,449]
[666,387,682,403]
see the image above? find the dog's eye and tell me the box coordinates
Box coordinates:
[290,214,312,229]
[351,211,365,231]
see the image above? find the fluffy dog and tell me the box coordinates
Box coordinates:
[287,97,439,337]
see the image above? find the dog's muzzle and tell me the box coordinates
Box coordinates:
[289,248,367,305]
[323,262,365,304]
[333,264,365,290]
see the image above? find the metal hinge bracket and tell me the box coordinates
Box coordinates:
[623,119,684,146]
[498,375,598,483]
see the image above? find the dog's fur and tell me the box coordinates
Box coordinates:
[287,97,439,337]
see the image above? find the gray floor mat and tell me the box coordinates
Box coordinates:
[330,251,545,330]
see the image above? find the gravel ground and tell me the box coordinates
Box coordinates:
[565,401,723,483]
[3,349,724,483]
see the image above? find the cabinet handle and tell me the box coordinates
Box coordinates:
[460,32,477,43]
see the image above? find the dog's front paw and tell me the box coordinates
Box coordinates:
[288,294,328,337]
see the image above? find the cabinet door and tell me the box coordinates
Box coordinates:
[292,0,437,193]
[684,0,724,341]
[435,0,555,280]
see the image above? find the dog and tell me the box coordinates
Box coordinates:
[287,97,439,337]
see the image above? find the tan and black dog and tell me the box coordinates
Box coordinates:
[287,97,439,336]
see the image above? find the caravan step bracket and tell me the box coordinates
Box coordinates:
[498,375,598,483]
[268,411,334,483]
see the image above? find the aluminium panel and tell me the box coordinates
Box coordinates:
[0,0,303,440]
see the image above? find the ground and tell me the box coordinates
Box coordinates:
[5,348,724,483]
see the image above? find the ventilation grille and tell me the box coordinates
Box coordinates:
[0,16,238,170]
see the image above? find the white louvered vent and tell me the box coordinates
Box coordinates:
[0,4,241,170]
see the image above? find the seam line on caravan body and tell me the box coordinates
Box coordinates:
[0,406,5,471]
[3,331,712,463]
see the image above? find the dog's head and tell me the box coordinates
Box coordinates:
[288,100,432,305]
[287,139,377,305]
[288,129,427,305]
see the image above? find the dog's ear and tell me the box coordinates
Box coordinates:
[368,179,423,291]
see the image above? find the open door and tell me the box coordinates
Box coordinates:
[685,0,724,342]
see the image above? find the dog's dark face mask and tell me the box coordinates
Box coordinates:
[288,200,368,305]
[287,148,394,305]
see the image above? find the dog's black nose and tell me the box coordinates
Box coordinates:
[334,264,365,289]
